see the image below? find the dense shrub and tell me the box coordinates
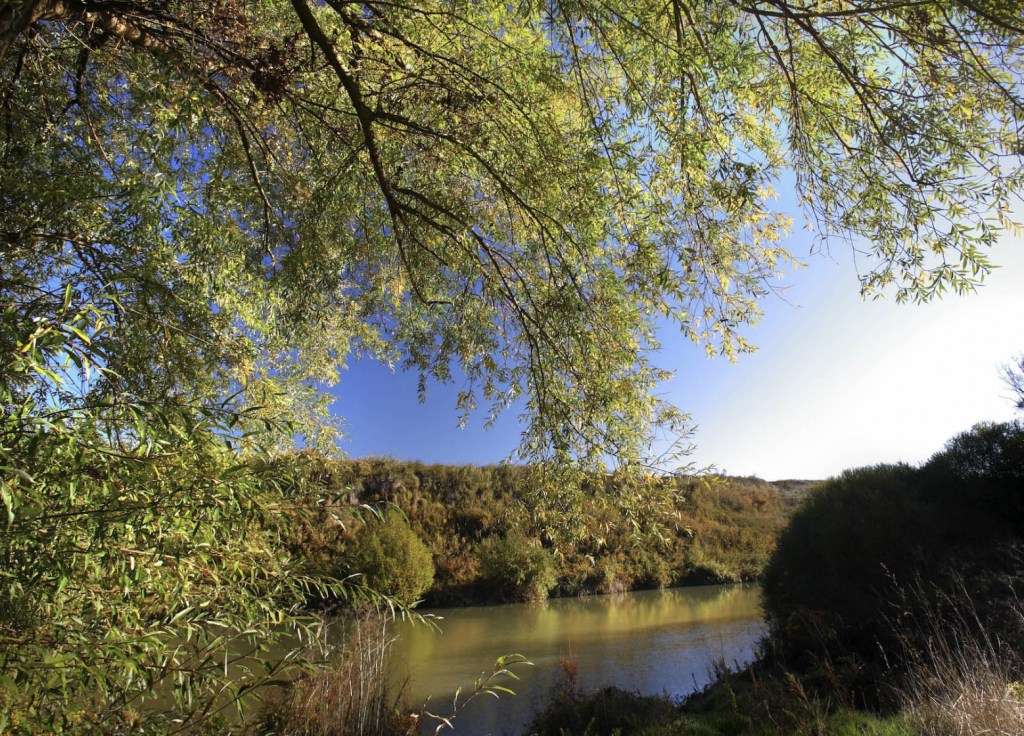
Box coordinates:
[478,532,558,601]
[555,554,623,597]
[762,464,922,641]
[922,420,1024,525]
[353,510,435,604]
[762,421,1024,684]
[624,544,673,589]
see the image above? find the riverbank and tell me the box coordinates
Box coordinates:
[526,663,914,736]
[241,585,766,736]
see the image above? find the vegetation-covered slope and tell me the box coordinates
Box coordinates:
[279,454,804,605]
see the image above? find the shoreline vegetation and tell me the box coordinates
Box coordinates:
[278,454,812,608]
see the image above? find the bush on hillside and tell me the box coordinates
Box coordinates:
[353,509,435,604]
[624,544,673,589]
[478,532,557,601]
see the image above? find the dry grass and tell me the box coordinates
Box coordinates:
[898,587,1024,736]
[258,611,415,736]
[904,639,1024,735]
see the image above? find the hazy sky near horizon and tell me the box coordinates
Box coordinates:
[330,220,1024,481]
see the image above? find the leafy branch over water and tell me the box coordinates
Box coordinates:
[421,653,533,735]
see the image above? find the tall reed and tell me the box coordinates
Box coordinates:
[897,582,1024,736]
[267,611,414,736]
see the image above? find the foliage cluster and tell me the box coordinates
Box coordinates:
[478,532,558,602]
[0,302,371,734]
[4,0,1024,476]
[762,421,1024,694]
[280,456,798,605]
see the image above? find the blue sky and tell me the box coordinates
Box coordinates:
[330,224,1024,481]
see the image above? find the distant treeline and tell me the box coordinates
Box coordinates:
[273,455,811,606]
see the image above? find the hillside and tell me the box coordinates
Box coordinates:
[280,455,814,606]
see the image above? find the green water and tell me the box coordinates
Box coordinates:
[389,584,764,735]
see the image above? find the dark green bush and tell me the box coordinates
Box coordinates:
[762,421,1024,680]
[478,532,557,601]
[762,464,922,633]
[353,509,435,604]
[922,420,1024,524]
[526,686,679,736]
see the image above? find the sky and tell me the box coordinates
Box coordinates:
[329,219,1024,481]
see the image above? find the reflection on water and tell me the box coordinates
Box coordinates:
[383,584,764,735]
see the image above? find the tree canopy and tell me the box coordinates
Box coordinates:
[3,0,1022,468]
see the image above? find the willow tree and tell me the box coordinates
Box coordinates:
[5,0,1021,463]
[1,0,1022,732]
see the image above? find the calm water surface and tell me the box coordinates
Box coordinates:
[388,584,764,735]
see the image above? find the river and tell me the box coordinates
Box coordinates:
[388,583,765,735]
